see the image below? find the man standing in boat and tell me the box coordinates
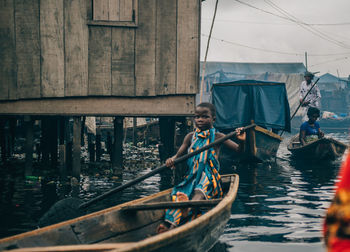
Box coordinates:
[299,71,321,121]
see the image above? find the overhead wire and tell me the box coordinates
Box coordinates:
[201,34,350,57]
[309,56,349,67]
[233,0,350,49]
[200,0,219,103]
[263,0,350,49]
[202,18,350,26]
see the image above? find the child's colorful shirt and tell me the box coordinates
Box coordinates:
[165,127,223,226]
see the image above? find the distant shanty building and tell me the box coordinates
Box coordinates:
[318,73,350,115]
[199,62,306,112]
[0,0,201,176]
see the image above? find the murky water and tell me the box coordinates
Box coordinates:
[0,132,349,252]
[221,132,350,252]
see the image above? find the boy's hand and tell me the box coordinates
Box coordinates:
[236,127,246,141]
[166,157,175,169]
[319,131,324,138]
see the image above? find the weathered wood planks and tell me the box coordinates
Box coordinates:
[0,0,199,116]
[0,0,17,100]
[40,0,65,97]
[135,0,156,96]
[111,28,135,96]
[93,0,109,21]
[15,0,41,99]
[177,0,200,94]
[88,26,112,96]
[119,0,133,21]
[0,96,195,116]
[156,0,177,95]
[64,0,89,96]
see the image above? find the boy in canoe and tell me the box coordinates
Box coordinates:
[299,106,324,146]
[157,102,246,233]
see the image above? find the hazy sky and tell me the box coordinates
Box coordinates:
[201,0,350,77]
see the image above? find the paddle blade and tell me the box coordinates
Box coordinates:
[38,198,85,227]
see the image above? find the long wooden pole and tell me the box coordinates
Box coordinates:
[280,78,320,136]
[79,124,255,209]
[290,77,320,121]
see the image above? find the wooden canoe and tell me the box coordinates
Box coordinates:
[0,174,239,252]
[244,125,282,162]
[287,135,348,160]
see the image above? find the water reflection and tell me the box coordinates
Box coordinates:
[0,133,348,252]
[220,132,348,251]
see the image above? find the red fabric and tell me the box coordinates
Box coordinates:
[336,152,350,192]
[324,152,350,251]
[329,238,350,252]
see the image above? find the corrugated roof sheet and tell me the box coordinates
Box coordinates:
[201,62,306,75]
[318,73,341,83]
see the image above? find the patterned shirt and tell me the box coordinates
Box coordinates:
[299,80,321,108]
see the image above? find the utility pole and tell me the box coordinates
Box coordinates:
[305,52,308,71]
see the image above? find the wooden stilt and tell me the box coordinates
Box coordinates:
[133,117,137,146]
[112,117,124,170]
[8,117,16,157]
[174,117,188,184]
[72,116,81,179]
[0,118,6,163]
[49,117,58,168]
[159,117,176,162]
[96,128,101,162]
[3,119,10,160]
[106,131,112,157]
[81,116,86,147]
[41,118,50,167]
[24,116,34,176]
[88,133,95,162]
[58,117,67,177]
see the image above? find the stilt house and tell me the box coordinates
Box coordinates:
[0,0,201,176]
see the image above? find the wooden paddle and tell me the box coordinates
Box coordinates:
[38,124,255,227]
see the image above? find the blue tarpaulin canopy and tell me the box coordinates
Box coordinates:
[211,80,291,132]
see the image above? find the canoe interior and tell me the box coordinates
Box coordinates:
[287,134,348,160]
[0,175,236,251]
[244,125,282,162]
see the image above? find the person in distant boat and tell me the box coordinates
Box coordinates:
[156,102,246,233]
[299,71,321,122]
[299,107,324,145]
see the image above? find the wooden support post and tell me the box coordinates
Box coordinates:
[174,117,188,184]
[96,129,101,162]
[58,117,67,177]
[81,116,86,147]
[112,117,124,170]
[58,144,66,175]
[106,131,112,157]
[0,118,5,163]
[133,117,137,146]
[24,116,34,176]
[1,118,11,161]
[88,133,95,162]
[159,117,176,162]
[49,117,58,168]
[72,116,81,179]
[41,118,50,167]
[8,117,16,157]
